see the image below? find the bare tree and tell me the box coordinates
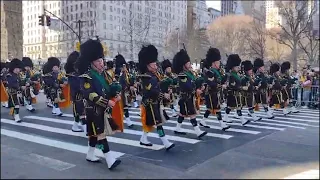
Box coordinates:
[298,27,319,66]
[163,28,188,58]
[267,1,317,70]
[207,15,253,62]
[246,21,267,59]
[124,2,151,61]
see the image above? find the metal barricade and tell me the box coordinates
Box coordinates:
[291,85,319,109]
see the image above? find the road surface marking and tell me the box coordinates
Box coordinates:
[24,115,200,144]
[1,128,125,159]
[1,145,76,171]
[128,111,260,135]
[1,118,163,150]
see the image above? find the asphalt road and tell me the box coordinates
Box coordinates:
[1,93,319,179]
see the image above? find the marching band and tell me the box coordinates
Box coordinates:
[0,39,308,170]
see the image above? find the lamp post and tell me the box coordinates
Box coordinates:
[176,27,180,50]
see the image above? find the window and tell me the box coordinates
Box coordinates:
[110,15,113,21]
[110,6,113,12]
[104,23,106,29]
[103,4,106,10]
[103,13,106,20]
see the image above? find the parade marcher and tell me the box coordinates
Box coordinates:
[172,49,208,138]
[77,39,123,169]
[128,60,139,108]
[42,62,54,108]
[64,51,86,132]
[224,54,250,126]
[114,54,134,128]
[138,44,175,150]
[21,57,40,112]
[105,60,115,78]
[42,57,69,116]
[6,58,24,122]
[161,59,178,118]
[280,61,299,113]
[240,60,262,121]
[253,58,274,119]
[1,62,9,108]
[200,48,230,130]
[269,63,289,115]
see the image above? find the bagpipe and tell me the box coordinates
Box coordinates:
[0,80,8,102]
[106,71,125,132]
[57,72,71,108]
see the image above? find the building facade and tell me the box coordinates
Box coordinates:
[241,1,266,25]
[206,8,221,25]
[23,0,187,62]
[1,1,23,61]
[221,0,244,16]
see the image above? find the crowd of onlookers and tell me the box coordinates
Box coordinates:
[291,67,319,109]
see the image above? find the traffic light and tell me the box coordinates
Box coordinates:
[38,15,44,26]
[46,15,51,26]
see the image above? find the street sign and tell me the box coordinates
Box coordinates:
[75,42,80,52]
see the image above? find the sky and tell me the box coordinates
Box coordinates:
[206,1,221,11]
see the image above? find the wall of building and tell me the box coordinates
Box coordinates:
[23,0,187,62]
[1,1,23,60]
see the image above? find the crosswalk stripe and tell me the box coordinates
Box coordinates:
[61,114,232,139]
[128,112,260,135]
[127,120,233,139]
[123,129,201,144]
[224,115,308,129]
[7,117,163,150]
[250,121,306,129]
[1,128,125,159]
[155,106,320,115]
[26,115,200,144]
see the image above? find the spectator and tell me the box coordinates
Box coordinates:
[300,71,312,108]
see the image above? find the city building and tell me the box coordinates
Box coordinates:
[207,8,221,25]
[23,1,187,62]
[1,1,23,61]
[265,0,282,29]
[313,0,319,38]
[221,0,244,16]
[241,1,266,25]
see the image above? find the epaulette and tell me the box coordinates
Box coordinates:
[6,73,12,77]
[79,73,92,79]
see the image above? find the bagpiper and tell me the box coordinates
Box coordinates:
[240,60,262,121]
[280,61,299,113]
[77,39,123,170]
[161,59,178,117]
[114,54,134,128]
[128,60,139,108]
[42,57,69,116]
[6,59,24,122]
[64,51,86,132]
[253,58,274,119]
[42,62,54,108]
[172,49,208,138]
[269,63,289,115]
[21,57,40,112]
[224,54,250,126]
[138,44,175,150]
[201,48,230,130]
[1,62,9,108]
